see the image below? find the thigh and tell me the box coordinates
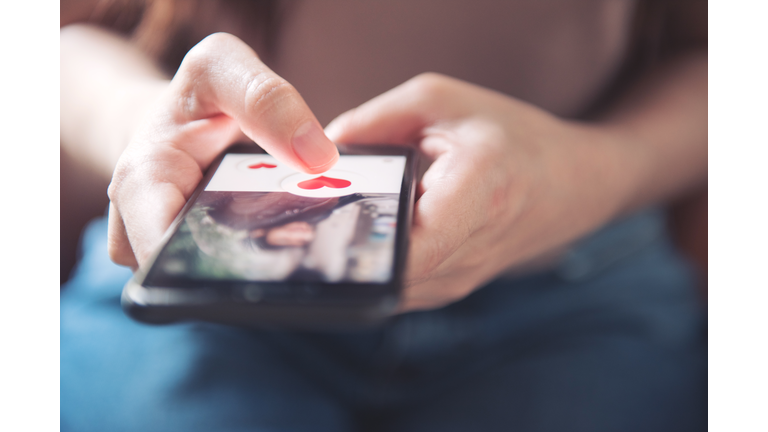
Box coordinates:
[61,218,353,432]
[381,213,707,432]
[387,326,706,432]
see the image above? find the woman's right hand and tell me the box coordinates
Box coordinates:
[107,32,339,268]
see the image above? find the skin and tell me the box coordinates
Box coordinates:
[327,63,707,310]
[61,13,706,312]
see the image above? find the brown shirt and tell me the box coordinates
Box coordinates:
[270,0,636,124]
[171,0,637,124]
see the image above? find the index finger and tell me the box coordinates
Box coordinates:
[170,32,339,173]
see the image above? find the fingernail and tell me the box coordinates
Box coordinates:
[292,121,339,170]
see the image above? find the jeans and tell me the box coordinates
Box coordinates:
[61,210,706,432]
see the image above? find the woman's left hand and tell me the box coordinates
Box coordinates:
[325,73,646,312]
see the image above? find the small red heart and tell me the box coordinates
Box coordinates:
[248,163,277,169]
[297,176,351,190]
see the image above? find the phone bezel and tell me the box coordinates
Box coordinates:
[122,142,417,327]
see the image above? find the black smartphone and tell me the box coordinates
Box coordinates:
[121,143,417,329]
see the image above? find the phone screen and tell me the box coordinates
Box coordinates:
[144,153,408,286]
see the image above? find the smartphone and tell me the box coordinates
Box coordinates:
[121,143,417,329]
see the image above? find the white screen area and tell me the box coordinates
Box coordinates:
[206,154,406,197]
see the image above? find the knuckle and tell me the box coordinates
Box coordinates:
[107,163,129,202]
[408,72,451,101]
[180,36,221,74]
[175,47,219,110]
[107,151,151,199]
[106,182,118,203]
[106,154,151,202]
[243,73,296,118]
[411,72,448,87]
[176,33,246,102]
[188,32,240,61]
[199,32,239,46]
[107,228,133,266]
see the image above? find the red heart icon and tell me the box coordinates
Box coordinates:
[297,176,351,190]
[248,163,277,169]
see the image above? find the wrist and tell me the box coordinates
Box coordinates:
[592,122,656,215]
[559,121,651,225]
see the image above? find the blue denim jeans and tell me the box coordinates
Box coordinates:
[61,210,706,432]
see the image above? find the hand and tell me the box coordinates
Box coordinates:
[107,33,339,267]
[325,73,645,312]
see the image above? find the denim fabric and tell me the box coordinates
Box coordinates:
[61,210,706,432]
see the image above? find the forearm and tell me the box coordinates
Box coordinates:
[598,52,708,213]
[60,24,169,181]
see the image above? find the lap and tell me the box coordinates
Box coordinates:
[61,218,353,432]
[61,211,706,431]
[379,212,706,431]
[387,332,705,432]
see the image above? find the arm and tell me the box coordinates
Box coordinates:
[60,14,171,281]
[61,24,169,182]
[601,52,707,214]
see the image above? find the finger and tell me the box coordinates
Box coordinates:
[110,176,190,267]
[398,265,488,312]
[108,108,243,268]
[325,74,498,284]
[324,73,468,151]
[170,32,338,173]
[399,239,504,313]
[108,141,201,267]
[403,150,494,284]
[107,202,138,268]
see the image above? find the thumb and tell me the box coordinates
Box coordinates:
[325,73,459,147]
